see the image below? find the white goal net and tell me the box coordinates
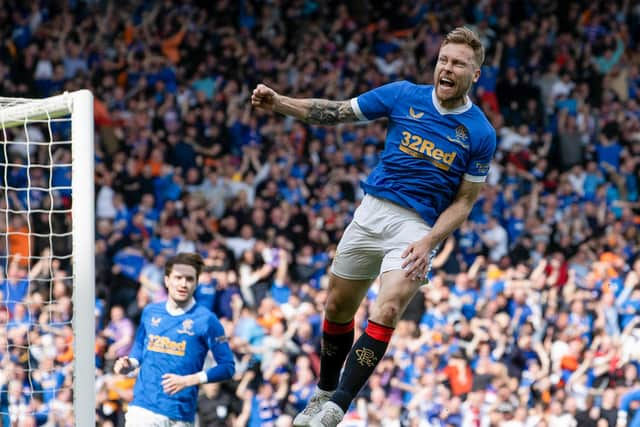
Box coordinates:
[0,91,95,426]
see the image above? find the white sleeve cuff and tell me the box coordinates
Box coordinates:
[350,98,368,121]
[198,371,208,384]
[463,173,487,183]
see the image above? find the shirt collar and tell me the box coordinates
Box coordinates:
[431,88,472,115]
[166,298,196,316]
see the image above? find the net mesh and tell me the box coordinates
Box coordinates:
[0,97,76,425]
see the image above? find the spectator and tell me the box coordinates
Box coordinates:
[480,217,509,262]
[101,305,134,370]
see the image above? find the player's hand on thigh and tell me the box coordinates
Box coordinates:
[162,373,197,395]
[401,238,433,282]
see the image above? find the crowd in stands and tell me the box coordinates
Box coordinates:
[1,0,640,426]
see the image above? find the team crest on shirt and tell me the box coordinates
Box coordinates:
[151,317,162,327]
[446,125,470,149]
[408,107,424,119]
[177,319,195,336]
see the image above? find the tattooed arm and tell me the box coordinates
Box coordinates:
[251,83,360,125]
[286,98,358,125]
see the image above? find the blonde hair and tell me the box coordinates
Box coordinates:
[442,27,485,67]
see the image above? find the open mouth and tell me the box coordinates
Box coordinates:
[439,77,455,88]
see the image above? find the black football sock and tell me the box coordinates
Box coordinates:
[330,320,394,412]
[317,318,355,392]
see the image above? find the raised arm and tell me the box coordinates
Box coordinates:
[431,236,456,269]
[251,84,360,125]
[618,387,640,427]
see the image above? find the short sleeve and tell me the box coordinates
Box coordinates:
[464,131,497,183]
[353,81,407,121]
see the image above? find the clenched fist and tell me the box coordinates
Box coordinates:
[251,84,279,111]
[114,356,137,375]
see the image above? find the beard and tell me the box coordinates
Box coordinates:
[435,84,468,108]
[435,73,472,109]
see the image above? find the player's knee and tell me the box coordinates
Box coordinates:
[370,302,401,325]
[324,298,342,319]
[324,297,353,322]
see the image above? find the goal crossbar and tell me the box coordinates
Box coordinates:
[0,92,74,129]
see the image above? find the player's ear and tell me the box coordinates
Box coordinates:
[164,275,170,289]
[472,67,481,83]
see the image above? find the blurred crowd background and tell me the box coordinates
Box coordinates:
[1,0,640,426]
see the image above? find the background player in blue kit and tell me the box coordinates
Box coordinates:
[252,27,496,427]
[114,253,235,426]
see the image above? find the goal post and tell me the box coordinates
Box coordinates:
[70,90,96,427]
[0,90,95,426]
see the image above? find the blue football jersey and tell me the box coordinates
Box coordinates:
[129,302,234,422]
[352,81,496,225]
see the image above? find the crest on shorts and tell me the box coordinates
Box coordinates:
[177,319,195,335]
[447,125,470,149]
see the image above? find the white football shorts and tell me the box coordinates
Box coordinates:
[125,405,195,427]
[331,195,434,281]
